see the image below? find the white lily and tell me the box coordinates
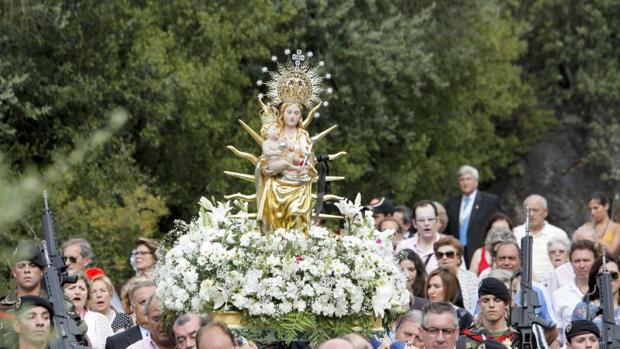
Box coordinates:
[334,193,363,219]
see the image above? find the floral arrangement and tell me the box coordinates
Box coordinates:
[154,194,408,341]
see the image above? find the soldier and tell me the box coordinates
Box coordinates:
[1,241,47,312]
[564,320,599,349]
[462,278,519,348]
[0,241,47,348]
[12,296,54,349]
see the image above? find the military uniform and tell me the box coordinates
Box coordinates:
[461,324,520,349]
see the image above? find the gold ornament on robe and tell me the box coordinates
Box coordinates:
[224,49,346,233]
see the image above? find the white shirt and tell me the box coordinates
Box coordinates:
[513,221,568,274]
[457,269,479,313]
[84,311,115,349]
[459,190,478,224]
[544,262,575,295]
[127,337,159,349]
[397,234,442,274]
[139,325,150,339]
[552,280,585,337]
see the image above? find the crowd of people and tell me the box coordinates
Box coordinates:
[1,164,618,349]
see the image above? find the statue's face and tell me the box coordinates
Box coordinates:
[283,104,301,129]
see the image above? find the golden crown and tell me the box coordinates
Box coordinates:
[258,97,278,126]
[257,49,333,108]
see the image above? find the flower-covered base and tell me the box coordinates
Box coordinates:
[211,310,387,343]
[154,197,407,342]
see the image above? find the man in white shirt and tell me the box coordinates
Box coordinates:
[546,225,598,295]
[552,240,598,340]
[397,200,444,274]
[513,194,569,275]
[128,295,175,349]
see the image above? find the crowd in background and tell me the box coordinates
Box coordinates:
[2,164,618,349]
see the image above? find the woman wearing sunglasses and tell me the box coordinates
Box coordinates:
[433,236,479,312]
[425,268,473,331]
[572,254,620,330]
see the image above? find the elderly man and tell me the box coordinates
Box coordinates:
[462,278,519,348]
[552,240,598,339]
[128,295,175,349]
[12,296,54,349]
[173,314,209,349]
[419,302,460,349]
[196,322,238,349]
[513,194,569,275]
[547,225,598,295]
[445,165,501,266]
[62,238,95,272]
[105,280,156,349]
[397,200,444,274]
[318,338,355,349]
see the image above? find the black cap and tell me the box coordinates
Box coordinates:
[478,277,511,304]
[12,240,46,268]
[367,197,394,214]
[565,320,600,341]
[16,295,54,319]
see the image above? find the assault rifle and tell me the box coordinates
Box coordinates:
[41,192,89,349]
[598,251,620,349]
[511,207,552,349]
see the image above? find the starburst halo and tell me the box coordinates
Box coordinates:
[262,49,330,108]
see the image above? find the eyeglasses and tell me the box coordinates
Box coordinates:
[415,217,437,224]
[435,251,457,260]
[598,272,620,280]
[64,256,79,264]
[422,326,457,336]
[134,251,153,257]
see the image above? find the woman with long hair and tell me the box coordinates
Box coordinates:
[425,268,473,330]
[396,249,429,310]
[580,192,620,253]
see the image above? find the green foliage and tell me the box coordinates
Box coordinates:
[5,0,600,294]
[519,0,620,182]
[280,0,553,203]
[241,311,380,344]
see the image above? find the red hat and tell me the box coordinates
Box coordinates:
[85,267,105,280]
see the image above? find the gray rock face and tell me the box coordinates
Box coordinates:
[488,119,620,236]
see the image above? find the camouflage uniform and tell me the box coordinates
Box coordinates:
[461,323,520,349]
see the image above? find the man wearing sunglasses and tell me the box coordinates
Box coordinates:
[552,240,598,342]
[419,302,461,349]
[61,238,95,272]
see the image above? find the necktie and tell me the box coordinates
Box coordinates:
[459,196,471,246]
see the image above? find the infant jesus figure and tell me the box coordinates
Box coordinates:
[261,123,304,174]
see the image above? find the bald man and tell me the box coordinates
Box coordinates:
[513,194,568,275]
[318,338,355,349]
